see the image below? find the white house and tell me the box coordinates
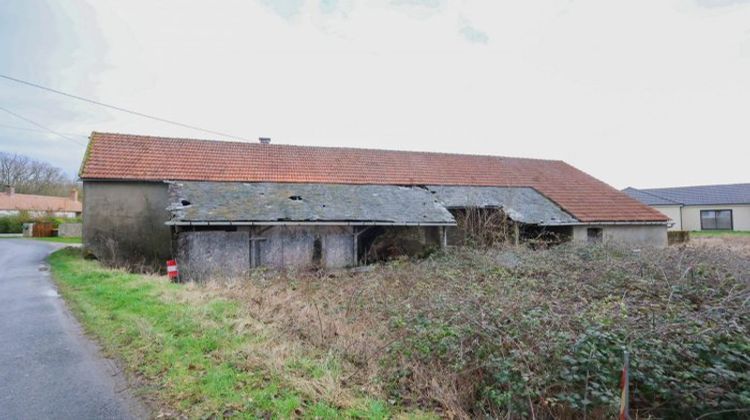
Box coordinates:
[623,184,750,232]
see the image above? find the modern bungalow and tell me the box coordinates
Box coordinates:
[79,132,669,277]
[624,183,750,232]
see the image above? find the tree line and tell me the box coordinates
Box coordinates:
[0,152,79,197]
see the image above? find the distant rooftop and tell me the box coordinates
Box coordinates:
[623,183,750,206]
[0,188,82,213]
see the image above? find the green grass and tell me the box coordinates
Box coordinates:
[48,248,406,419]
[691,230,750,237]
[32,236,82,244]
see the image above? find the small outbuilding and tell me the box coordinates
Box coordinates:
[167,182,454,279]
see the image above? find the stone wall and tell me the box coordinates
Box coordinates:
[175,225,356,281]
[177,230,251,282]
[82,181,172,268]
[58,223,82,238]
[255,226,354,269]
[572,224,668,248]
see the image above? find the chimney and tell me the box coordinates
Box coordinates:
[4,185,13,196]
[70,189,79,202]
[259,137,271,145]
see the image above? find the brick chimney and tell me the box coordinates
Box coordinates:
[259,137,271,145]
[4,185,14,196]
[69,188,79,202]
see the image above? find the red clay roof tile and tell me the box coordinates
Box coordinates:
[80,132,668,223]
[0,192,82,213]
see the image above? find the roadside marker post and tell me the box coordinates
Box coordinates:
[166,259,179,281]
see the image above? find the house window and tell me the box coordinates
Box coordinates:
[700,210,733,230]
[587,228,603,243]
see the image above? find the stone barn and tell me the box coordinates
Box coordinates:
[167,182,454,280]
[79,132,669,274]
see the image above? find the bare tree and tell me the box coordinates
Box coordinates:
[0,152,78,196]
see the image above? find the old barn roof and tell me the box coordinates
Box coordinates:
[167,182,455,226]
[427,186,577,225]
[80,132,668,223]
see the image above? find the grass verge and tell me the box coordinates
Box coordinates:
[49,248,413,419]
[691,230,750,237]
[33,236,82,244]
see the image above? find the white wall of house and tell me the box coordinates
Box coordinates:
[651,205,683,231]
[652,204,750,231]
[682,204,750,231]
[572,224,668,247]
[0,210,79,218]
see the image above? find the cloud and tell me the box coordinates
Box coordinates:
[695,0,750,7]
[319,0,338,14]
[4,0,750,189]
[459,20,489,44]
[258,0,305,19]
[390,0,442,8]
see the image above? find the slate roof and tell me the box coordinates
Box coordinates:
[167,182,455,225]
[427,186,577,225]
[0,192,82,213]
[624,184,750,206]
[622,188,681,206]
[80,132,668,223]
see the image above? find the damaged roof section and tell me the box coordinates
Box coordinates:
[427,186,578,226]
[167,182,456,226]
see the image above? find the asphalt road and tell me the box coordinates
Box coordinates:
[0,239,146,419]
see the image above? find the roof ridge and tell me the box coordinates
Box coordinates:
[89,131,564,163]
[640,182,750,191]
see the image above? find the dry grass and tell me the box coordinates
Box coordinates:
[183,242,750,419]
[690,235,750,256]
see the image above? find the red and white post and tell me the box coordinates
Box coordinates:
[166,259,179,281]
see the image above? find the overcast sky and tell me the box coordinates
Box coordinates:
[0,0,748,189]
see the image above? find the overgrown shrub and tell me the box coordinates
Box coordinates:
[206,243,750,419]
[0,214,25,233]
[0,212,82,233]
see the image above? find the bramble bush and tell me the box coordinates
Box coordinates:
[207,243,750,419]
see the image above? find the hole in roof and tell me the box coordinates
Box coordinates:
[289,195,303,201]
[181,200,191,206]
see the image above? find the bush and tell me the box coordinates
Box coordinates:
[0,212,81,233]
[0,214,24,233]
[215,243,750,419]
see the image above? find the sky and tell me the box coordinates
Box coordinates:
[0,0,749,189]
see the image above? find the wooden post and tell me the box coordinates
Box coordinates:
[353,228,358,266]
[619,351,630,420]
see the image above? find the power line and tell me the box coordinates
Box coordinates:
[0,74,252,142]
[0,122,88,138]
[0,106,86,146]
